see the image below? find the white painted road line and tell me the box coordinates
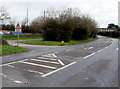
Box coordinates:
[105,46,108,48]
[20,61,57,69]
[38,57,57,61]
[43,54,53,57]
[98,49,103,52]
[58,59,65,66]
[88,47,93,49]
[26,70,44,75]
[5,64,44,75]
[30,59,59,64]
[116,48,118,50]
[84,47,93,50]
[0,59,29,67]
[54,52,59,54]
[52,54,57,58]
[6,65,15,68]
[14,81,23,84]
[84,53,95,59]
[0,73,23,84]
[42,62,76,77]
[65,49,72,51]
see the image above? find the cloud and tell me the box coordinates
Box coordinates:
[0,0,119,27]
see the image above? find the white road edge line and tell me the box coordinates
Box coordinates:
[42,62,76,77]
[58,59,65,66]
[20,61,57,69]
[0,59,29,67]
[84,53,95,59]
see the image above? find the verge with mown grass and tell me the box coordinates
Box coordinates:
[2,34,42,40]
[0,45,28,55]
[19,38,98,46]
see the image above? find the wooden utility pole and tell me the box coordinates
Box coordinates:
[27,8,28,26]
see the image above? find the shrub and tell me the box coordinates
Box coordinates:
[0,39,9,45]
[31,8,98,42]
[42,18,59,41]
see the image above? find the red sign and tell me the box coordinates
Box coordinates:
[15,23,22,32]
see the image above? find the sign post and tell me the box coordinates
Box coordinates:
[15,23,22,46]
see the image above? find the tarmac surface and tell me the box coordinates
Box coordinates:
[1,36,119,87]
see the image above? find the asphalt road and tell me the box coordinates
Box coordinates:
[1,36,119,87]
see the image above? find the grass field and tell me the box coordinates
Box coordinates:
[0,45,28,55]
[2,34,42,40]
[19,38,97,46]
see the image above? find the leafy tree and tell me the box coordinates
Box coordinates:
[107,23,115,29]
[31,8,98,41]
[42,18,59,41]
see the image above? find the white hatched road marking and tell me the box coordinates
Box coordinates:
[58,59,65,66]
[43,54,53,57]
[6,65,15,68]
[42,54,57,58]
[30,59,59,64]
[52,54,57,58]
[116,48,118,50]
[38,57,57,61]
[6,64,44,75]
[26,70,44,75]
[84,53,95,59]
[42,62,76,77]
[20,61,57,69]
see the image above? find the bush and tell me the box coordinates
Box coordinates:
[58,15,74,42]
[32,8,98,42]
[0,39,9,45]
[72,27,88,40]
[42,18,59,41]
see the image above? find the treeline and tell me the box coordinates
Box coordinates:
[1,8,98,41]
[98,23,120,38]
[98,32,120,38]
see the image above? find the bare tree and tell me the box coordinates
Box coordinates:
[0,7,11,25]
[21,18,28,26]
[30,16,44,33]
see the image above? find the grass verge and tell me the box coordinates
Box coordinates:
[0,45,28,55]
[2,34,42,40]
[19,38,97,46]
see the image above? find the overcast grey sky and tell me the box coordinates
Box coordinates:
[0,0,119,27]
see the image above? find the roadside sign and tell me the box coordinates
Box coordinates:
[15,23,22,33]
[15,23,22,46]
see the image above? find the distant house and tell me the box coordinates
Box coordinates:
[0,30,10,35]
[96,28,117,32]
